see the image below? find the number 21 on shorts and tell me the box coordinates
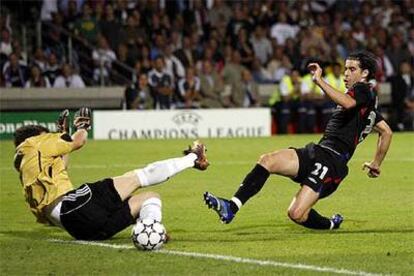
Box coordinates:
[311,162,329,179]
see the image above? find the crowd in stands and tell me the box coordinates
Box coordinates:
[0,0,413,132]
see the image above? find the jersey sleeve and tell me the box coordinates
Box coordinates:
[42,133,74,157]
[353,82,371,107]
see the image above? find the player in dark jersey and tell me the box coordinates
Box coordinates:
[204,51,393,230]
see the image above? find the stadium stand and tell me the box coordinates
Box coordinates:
[0,0,413,132]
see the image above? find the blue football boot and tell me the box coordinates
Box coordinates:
[331,214,344,229]
[203,192,234,224]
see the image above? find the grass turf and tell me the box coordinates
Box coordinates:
[0,133,413,275]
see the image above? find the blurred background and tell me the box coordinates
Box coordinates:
[0,0,413,134]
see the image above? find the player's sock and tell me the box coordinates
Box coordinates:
[139,197,162,222]
[232,164,270,212]
[135,153,197,187]
[300,209,332,230]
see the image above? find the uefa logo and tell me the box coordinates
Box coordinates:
[172,112,202,126]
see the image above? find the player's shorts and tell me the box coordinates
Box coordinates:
[291,143,349,199]
[60,178,134,240]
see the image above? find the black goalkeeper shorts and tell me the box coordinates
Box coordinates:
[60,178,134,240]
[291,143,349,199]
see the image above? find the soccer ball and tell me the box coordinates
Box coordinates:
[131,218,167,250]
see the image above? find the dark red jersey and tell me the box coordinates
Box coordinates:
[318,82,384,159]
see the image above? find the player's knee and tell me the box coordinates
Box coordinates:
[258,153,274,170]
[287,207,305,222]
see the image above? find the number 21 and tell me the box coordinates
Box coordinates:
[311,163,328,179]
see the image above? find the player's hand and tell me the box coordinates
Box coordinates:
[56,109,70,133]
[74,107,92,131]
[362,162,381,178]
[307,63,322,83]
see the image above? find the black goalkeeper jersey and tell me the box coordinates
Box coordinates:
[318,82,384,159]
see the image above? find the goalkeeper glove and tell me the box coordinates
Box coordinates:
[74,107,92,130]
[56,109,70,133]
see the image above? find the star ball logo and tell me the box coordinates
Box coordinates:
[172,112,202,126]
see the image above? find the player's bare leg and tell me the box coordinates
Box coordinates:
[287,186,343,229]
[205,149,298,223]
[114,140,209,201]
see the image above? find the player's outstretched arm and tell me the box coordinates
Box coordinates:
[71,107,92,151]
[362,120,393,178]
[308,63,356,109]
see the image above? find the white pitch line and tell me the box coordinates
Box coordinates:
[48,239,382,276]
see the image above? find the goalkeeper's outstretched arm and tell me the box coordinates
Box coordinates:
[71,107,92,151]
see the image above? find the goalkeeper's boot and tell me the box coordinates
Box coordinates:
[203,192,234,224]
[183,140,209,170]
[331,214,344,229]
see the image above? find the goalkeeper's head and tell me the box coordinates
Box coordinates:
[14,125,49,147]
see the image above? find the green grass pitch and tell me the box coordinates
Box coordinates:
[1,134,413,275]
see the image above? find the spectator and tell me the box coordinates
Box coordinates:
[174,36,195,68]
[178,67,202,109]
[234,28,254,68]
[92,36,117,85]
[150,34,166,61]
[386,34,411,75]
[266,47,293,83]
[276,69,302,134]
[25,65,51,88]
[43,24,66,63]
[169,30,183,52]
[391,61,414,131]
[40,0,58,22]
[53,63,85,88]
[10,40,27,65]
[226,5,251,45]
[74,3,100,44]
[270,13,299,46]
[112,43,134,85]
[222,50,246,107]
[208,0,232,29]
[3,53,27,88]
[251,58,273,84]
[61,0,81,29]
[147,56,174,109]
[0,29,12,58]
[99,4,126,51]
[163,44,185,83]
[250,25,273,66]
[125,73,153,110]
[32,48,47,72]
[44,52,61,86]
[199,60,225,108]
[236,69,261,108]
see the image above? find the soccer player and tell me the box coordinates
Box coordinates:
[13,108,209,240]
[204,51,393,230]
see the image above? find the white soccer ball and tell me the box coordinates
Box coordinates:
[131,218,167,250]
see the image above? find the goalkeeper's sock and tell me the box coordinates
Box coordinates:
[300,209,332,230]
[231,164,270,213]
[135,153,197,187]
[138,197,162,222]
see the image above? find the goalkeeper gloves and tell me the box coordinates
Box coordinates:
[56,109,70,133]
[74,107,92,131]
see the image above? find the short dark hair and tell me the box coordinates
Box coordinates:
[347,51,377,80]
[14,125,49,147]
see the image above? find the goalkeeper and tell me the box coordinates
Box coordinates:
[13,108,209,240]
